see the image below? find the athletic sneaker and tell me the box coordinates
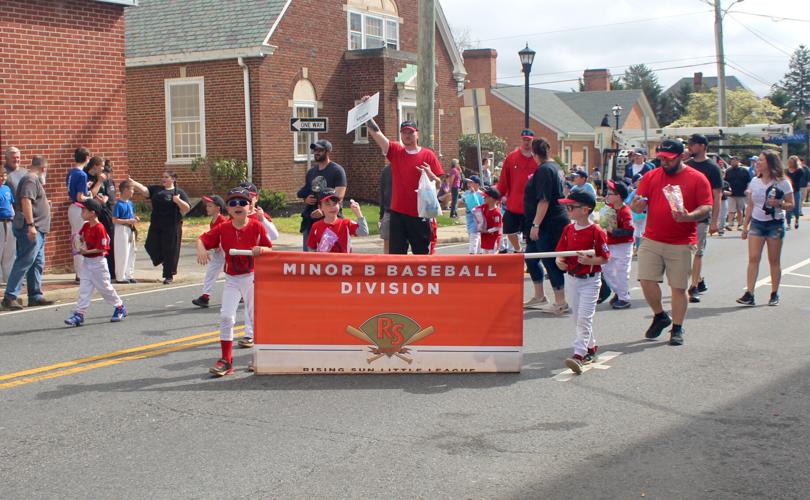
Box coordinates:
[609,294,618,306]
[565,354,584,374]
[583,347,598,365]
[597,282,612,304]
[2,297,23,310]
[192,295,210,308]
[238,337,254,348]
[645,313,672,339]
[612,299,631,309]
[697,279,708,293]
[209,358,234,377]
[688,286,701,303]
[129,279,138,284]
[669,328,684,346]
[540,302,570,315]
[110,305,127,322]
[64,312,85,327]
[768,292,780,306]
[523,296,548,309]
[736,291,755,306]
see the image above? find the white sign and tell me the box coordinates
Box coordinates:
[460,106,492,135]
[594,126,613,152]
[346,93,380,134]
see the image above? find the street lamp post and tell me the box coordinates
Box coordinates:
[805,115,810,161]
[519,44,536,129]
[611,104,623,131]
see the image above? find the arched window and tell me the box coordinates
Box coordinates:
[292,79,317,160]
[347,0,400,50]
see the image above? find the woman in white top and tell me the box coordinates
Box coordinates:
[737,150,794,306]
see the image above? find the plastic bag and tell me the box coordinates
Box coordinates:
[416,170,442,218]
[599,206,617,232]
[663,184,684,212]
[317,228,339,252]
[472,206,486,232]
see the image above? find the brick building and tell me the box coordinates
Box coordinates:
[463,49,659,172]
[0,0,134,271]
[125,0,467,202]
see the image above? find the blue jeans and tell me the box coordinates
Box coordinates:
[4,227,46,301]
[524,224,566,290]
[786,191,801,227]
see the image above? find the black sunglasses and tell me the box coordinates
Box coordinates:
[227,199,250,207]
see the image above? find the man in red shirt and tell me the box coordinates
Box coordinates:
[497,129,538,252]
[361,95,444,254]
[630,139,712,346]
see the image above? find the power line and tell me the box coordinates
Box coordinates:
[524,62,716,88]
[728,15,793,56]
[497,55,717,81]
[732,11,810,24]
[725,59,775,88]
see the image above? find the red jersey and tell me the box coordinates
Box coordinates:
[247,211,272,223]
[478,203,502,250]
[210,213,228,229]
[80,222,109,258]
[607,205,634,245]
[307,218,360,253]
[496,149,537,214]
[636,166,713,245]
[199,218,271,275]
[555,223,610,275]
[386,141,444,217]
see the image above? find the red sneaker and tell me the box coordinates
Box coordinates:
[209,358,233,377]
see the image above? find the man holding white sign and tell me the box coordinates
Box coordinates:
[359,95,443,255]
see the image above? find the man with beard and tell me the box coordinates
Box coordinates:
[630,139,712,346]
[296,139,347,251]
[497,129,538,253]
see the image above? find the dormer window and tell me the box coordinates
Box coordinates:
[347,0,400,50]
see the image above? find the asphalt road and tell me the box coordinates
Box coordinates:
[2,229,810,499]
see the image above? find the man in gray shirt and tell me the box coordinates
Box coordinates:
[2,156,53,310]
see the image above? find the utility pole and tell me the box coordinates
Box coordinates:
[416,0,436,150]
[713,0,728,130]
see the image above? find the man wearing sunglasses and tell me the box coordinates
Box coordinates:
[296,140,346,251]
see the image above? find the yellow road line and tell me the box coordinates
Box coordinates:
[0,327,244,385]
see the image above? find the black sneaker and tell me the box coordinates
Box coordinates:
[564,355,584,374]
[583,347,598,365]
[697,279,708,293]
[597,281,612,304]
[645,313,672,339]
[1,297,23,311]
[129,279,138,284]
[688,286,701,303]
[192,295,210,308]
[608,294,619,306]
[736,291,755,306]
[612,299,631,309]
[669,328,684,346]
[768,292,779,306]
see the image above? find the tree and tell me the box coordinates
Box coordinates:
[670,88,782,127]
[450,24,478,52]
[776,45,810,118]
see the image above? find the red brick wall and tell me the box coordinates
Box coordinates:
[0,0,128,271]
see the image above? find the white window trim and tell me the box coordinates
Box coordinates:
[564,146,572,167]
[583,147,589,170]
[164,77,206,164]
[293,102,317,161]
[347,9,399,50]
[353,100,369,144]
[397,101,417,142]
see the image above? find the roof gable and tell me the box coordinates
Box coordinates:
[663,75,749,96]
[556,89,650,129]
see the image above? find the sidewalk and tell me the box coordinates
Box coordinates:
[13,223,470,306]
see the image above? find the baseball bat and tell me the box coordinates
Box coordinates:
[229,249,254,256]
[402,326,435,347]
[522,250,595,259]
[346,325,375,344]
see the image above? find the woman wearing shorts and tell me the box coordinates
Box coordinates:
[737,151,793,307]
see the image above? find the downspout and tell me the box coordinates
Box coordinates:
[238,57,254,182]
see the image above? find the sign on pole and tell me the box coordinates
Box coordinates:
[594,126,612,153]
[346,92,380,133]
[460,106,492,135]
[290,117,328,133]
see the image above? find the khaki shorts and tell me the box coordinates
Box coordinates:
[728,196,746,213]
[696,222,709,256]
[637,238,695,290]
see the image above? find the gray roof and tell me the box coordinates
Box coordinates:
[664,76,749,96]
[492,86,649,135]
[125,0,287,59]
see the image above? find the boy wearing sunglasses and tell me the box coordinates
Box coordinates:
[554,190,610,374]
[197,187,272,377]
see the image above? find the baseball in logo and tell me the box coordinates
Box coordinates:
[345,313,435,364]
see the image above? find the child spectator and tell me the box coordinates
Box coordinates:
[112,180,139,284]
[627,182,646,257]
[306,188,369,253]
[197,187,272,377]
[458,175,484,254]
[192,195,228,308]
[602,180,634,309]
[554,190,610,374]
[239,181,280,241]
[0,169,15,283]
[64,199,127,326]
[477,186,503,254]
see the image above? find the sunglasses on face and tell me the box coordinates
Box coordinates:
[227,199,250,207]
[565,204,584,211]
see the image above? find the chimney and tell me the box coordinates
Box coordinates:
[693,72,703,92]
[583,69,611,92]
[463,49,498,89]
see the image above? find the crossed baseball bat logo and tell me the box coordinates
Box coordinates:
[345,325,435,364]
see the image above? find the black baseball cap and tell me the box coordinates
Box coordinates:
[573,170,588,179]
[559,190,596,209]
[483,186,501,199]
[687,134,708,145]
[225,187,252,201]
[607,179,629,200]
[465,175,481,185]
[317,187,341,203]
[202,194,226,212]
[656,139,685,160]
[309,139,333,151]
[400,120,418,132]
[75,198,103,215]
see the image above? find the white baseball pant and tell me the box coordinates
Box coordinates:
[220,273,254,342]
[201,248,225,296]
[0,220,15,282]
[602,242,633,301]
[565,273,601,357]
[113,224,136,282]
[75,256,122,314]
[468,232,481,254]
[68,204,84,276]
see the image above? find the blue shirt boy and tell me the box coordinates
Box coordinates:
[66,167,88,203]
[113,199,135,220]
[0,183,14,219]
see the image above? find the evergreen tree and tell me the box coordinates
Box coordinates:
[777,45,810,117]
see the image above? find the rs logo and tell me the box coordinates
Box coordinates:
[376,317,404,346]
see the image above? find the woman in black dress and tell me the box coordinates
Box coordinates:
[129,171,190,284]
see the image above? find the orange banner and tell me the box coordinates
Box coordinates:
[253,252,524,374]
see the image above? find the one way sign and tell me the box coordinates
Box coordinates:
[290,117,329,133]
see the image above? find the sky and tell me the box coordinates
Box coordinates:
[440,0,810,97]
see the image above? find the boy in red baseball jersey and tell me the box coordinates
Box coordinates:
[477,186,503,254]
[602,180,635,309]
[64,199,126,326]
[197,187,272,377]
[555,190,610,374]
[306,188,369,253]
[192,195,228,309]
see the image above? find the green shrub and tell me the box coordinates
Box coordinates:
[190,157,247,195]
[257,189,287,212]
